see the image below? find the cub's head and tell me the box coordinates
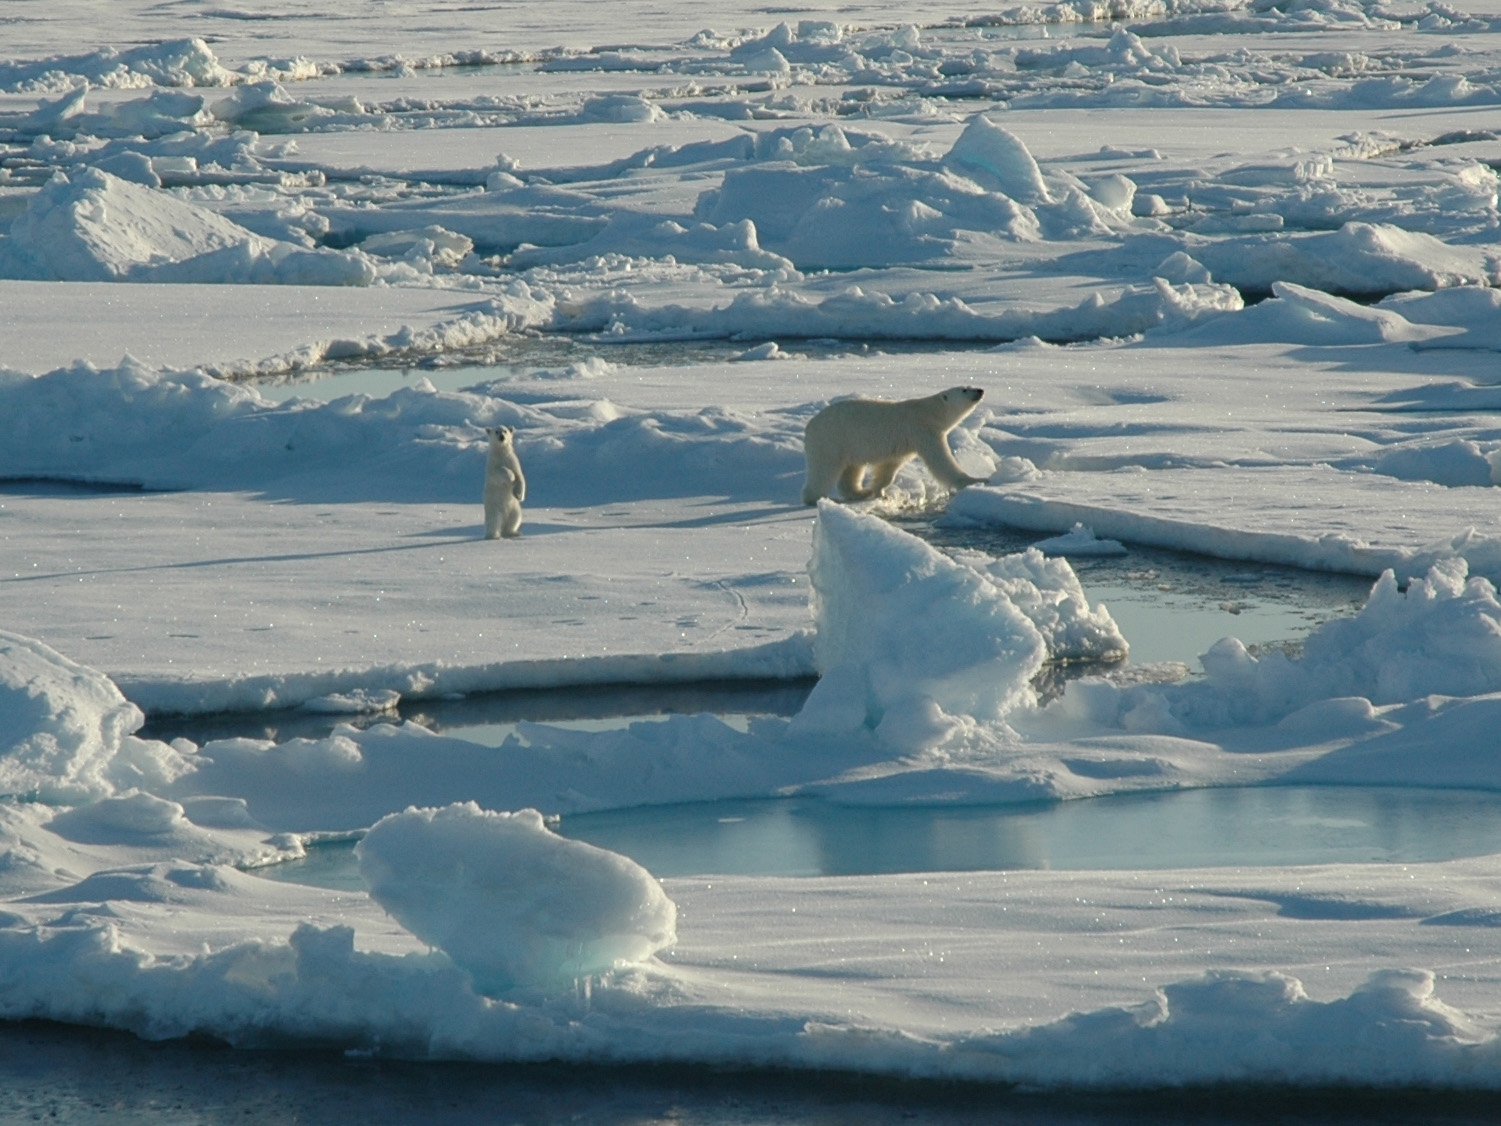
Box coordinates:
[485,425,514,448]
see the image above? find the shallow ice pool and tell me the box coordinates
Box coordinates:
[256,785,1501,890]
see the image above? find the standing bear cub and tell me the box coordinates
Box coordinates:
[483,425,526,539]
[801,386,988,505]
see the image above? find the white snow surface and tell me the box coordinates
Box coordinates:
[9,0,1501,1093]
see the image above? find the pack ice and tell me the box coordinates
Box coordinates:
[7,0,1501,1093]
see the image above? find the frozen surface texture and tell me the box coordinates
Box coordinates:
[8,0,1501,1091]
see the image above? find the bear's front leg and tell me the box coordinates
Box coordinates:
[914,433,986,490]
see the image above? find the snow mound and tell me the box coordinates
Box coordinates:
[0,355,797,504]
[1382,285,1501,352]
[507,213,791,272]
[0,39,237,93]
[1283,558,1501,705]
[1188,222,1496,295]
[695,162,1041,268]
[798,503,1048,739]
[1374,439,1499,488]
[22,861,231,905]
[46,790,191,843]
[977,968,1487,1087]
[563,279,1241,344]
[1173,281,1456,345]
[942,114,1052,203]
[0,631,145,803]
[0,169,375,285]
[355,803,676,994]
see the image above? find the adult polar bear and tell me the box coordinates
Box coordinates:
[801,386,988,505]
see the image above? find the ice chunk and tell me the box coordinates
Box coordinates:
[1133,193,1172,217]
[1031,523,1129,558]
[1374,439,1495,488]
[1170,281,1448,345]
[1087,173,1136,213]
[563,279,1239,343]
[358,226,474,269]
[92,150,161,187]
[806,502,1047,730]
[1154,251,1211,284]
[208,81,339,132]
[578,93,666,123]
[2,168,264,282]
[736,46,792,75]
[942,114,1051,204]
[1188,222,1495,296]
[0,38,236,93]
[507,213,790,271]
[732,341,792,361]
[954,544,1128,662]
[302,689,402,715]
[0,630,145,803]
[356,803,676,995]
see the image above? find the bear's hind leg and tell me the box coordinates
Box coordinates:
[836,463,875,500]
[862,457,908,498]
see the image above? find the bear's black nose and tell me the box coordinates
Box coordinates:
[966,387,984,400]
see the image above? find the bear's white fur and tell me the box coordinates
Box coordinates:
[483,426,526,539]
[801,386,987,505]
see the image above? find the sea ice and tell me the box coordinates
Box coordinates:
[9,0,1501,1091]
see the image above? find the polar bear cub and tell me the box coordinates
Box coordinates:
[801,386,987,505]
[483,425,526,539]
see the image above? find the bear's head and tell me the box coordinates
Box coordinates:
[485,426,514,447]
[942,387,984,406]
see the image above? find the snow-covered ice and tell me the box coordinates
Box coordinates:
[9,0,1501,1101]
[356,803,677,995]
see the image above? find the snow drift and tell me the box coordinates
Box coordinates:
[1,169,375,285]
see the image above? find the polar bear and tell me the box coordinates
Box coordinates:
[483,426,526,539]
[801,386,987,505]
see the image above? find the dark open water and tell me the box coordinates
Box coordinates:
[2,1019,1496,1125]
